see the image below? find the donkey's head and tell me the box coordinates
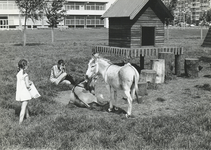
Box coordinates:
[85,53,100,79]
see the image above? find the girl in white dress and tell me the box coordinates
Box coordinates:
[16,59,34,124]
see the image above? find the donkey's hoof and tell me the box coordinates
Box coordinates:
[126,114,130,118]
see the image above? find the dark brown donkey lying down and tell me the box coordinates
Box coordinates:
[69,78,126,114]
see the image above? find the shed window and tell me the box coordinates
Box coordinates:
[142,27,155,46]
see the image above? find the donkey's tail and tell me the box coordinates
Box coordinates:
[131,69,139,101]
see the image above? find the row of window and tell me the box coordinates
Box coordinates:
[0,3,18,9]
[0,19,8,28]
[65,19,104,25]
[65,4,105,11]
[0,2,105,10]
[192,0,209,2]
[66,16,101,19]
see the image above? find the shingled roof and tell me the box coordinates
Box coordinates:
[102,0,173,20]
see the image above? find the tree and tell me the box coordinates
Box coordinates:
[164,0,178,16]
[206,9,211,22]
[44,0,66,43]
[163,0,178,25]
[186,14,192,24]
[199,11,208,26]
[15,0,44,46]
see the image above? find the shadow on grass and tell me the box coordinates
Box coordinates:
[156,97,166,102]
[195,84,211,91]
[0,99,48,117]
[184,37,201,39]
[199,56,211,63]
[89,102,127,115]
[0,101,20,116]
[68,101,127,115]
[177,73,192,78]
[204,75,211,78]
[13,43,45,46]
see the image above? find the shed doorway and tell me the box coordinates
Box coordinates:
[142,27,155,46]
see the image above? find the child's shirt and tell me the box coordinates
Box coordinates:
[16,69,32,101]
[50,65,61,79]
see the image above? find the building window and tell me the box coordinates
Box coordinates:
[0,2,18,10]
[65,2,83,10]
[96,16,103,25]
[87,16,94,25]
[65,5,75,10]
[86,5,91,10]
[96,3,105,10]
[75,16,85,25]
[0,18,8,28]
[65,16,74,25]
[65,2,105,11]
[65,15,104,26]
[85,3,105,10]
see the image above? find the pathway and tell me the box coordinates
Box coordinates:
[54,90,71,105]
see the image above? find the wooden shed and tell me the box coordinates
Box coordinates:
[101,0,174,48]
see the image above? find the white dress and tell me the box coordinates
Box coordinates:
[16,69,32,101]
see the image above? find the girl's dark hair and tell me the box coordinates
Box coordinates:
[18,59,27,71]
[58,59,65,65]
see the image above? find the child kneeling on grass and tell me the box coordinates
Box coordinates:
[16,59,40,124]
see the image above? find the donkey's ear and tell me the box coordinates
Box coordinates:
[93,53,100,58]
[92,52,96,56]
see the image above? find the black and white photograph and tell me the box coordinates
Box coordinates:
[1,0,211,149]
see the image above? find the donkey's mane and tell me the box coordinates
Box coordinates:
[97,56,113,65]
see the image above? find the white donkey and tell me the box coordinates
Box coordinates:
[86,53,139,117]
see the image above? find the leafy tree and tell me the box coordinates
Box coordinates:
[206,9,211,22]
[163,0,178,25]
[186,14,192,24]
[164,0,178,16]
[15,0,44,46]
[44,0,66,43]
[199,11,208,26]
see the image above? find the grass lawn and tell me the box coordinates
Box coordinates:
[0,27,211,150]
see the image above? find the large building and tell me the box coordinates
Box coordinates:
[0,0,19,29]
[162,0,211,24]
[190,0,210,23]
[0,0,116,30]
